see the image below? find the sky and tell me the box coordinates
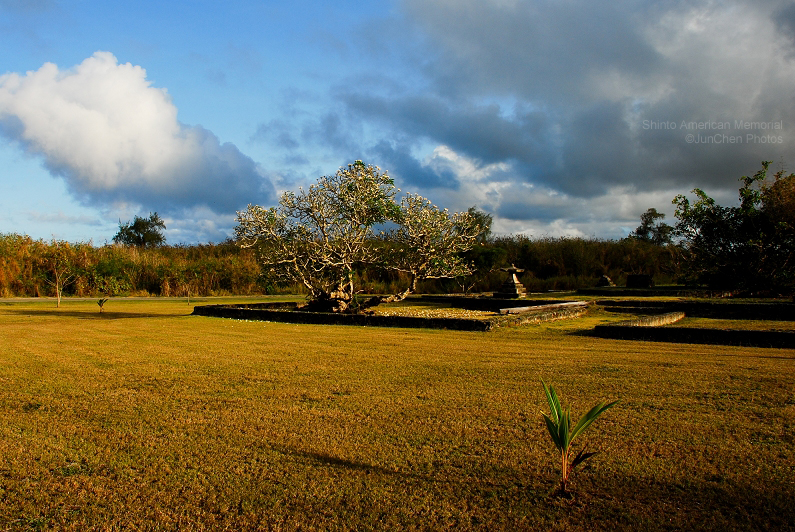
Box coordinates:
[1,0,794,244]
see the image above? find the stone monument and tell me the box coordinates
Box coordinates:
[596,275,615,287]
[493,264,527,299]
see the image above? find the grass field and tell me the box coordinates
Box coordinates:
[0,297,793,530]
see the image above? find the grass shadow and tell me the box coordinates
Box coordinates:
[566,328,600,338]
[268,444,511,490]
[0,308,188,320]
[582,472,795,530]
[270,445,437,482]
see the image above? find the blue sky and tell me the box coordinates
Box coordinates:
[1,0,794,244]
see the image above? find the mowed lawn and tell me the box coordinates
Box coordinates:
[0,298,793,531]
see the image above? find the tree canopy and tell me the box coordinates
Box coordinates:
[630,208,673,246]
[673,161,794,294]
[235,161,482,312]
[113,213,166,248]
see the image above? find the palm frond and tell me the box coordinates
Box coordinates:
[570,400,619,443]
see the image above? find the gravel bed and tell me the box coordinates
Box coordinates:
[369,306,496,319]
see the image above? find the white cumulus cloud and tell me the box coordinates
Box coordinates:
[0,51,273,215]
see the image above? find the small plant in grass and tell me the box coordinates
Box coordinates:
[98,297,109,313]
[541,380,618,494]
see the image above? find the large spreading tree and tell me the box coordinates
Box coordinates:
[672,161,795,294]
[235,161,483,312]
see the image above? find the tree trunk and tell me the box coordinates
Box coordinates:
[357,274,418,311]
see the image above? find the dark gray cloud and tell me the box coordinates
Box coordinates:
[371,140,458,189]
[341,93,554,168]
[253,119,301,150]
[302,112,357,154]
[249,0,795,237]
[404,0,664,104]
[320,0,795,228]
[775,2,795,43]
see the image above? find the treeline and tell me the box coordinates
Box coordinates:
[0,232,677,299]
[0,234,266,298]
[456,235,677,293]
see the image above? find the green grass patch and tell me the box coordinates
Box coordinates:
[0,298,793,530]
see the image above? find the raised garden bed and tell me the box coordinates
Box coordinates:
[419,295,576,312]
[191,299,590,331]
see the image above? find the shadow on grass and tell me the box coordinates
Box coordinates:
[0,308,188,320]
[583,473,795,530]
[269,444,512,490]
[571,326,795,354]
[566,328,599,338]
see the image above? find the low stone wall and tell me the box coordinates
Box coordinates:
[492,304,589,328]
[578,287,710,297]
[226,302,301,310]
[610,312,686,327]
[598,300,795,321]
[192,304,494,331]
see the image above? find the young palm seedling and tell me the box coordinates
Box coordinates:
[541,380,618,494]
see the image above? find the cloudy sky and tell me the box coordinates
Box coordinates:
[1,0,794,244]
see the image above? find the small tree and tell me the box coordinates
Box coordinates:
[40,240,77,307]
[235,161,482,312]
[113,212,166,248]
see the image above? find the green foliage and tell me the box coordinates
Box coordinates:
[113,212,166,248]
[37,240,82,307]
[465,206,493,243]
[630,208,673,246]
[0,231,684,299]
[673,161,795,294]
[541,380,618,493]
[0,236,266,298]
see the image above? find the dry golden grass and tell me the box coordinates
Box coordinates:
[0,298,793,530]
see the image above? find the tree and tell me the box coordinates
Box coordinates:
[235,161,482,312]
[629,208,673,246]
[372,194,482,303]
[39,239,78,307]
[673,161,795,294]
[113,212,166,247]
[466,206,493,243]
[455,206,502,293]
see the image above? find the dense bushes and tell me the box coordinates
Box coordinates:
[0,235,268,298]
[0,233,678,299]
[435,236,678,293]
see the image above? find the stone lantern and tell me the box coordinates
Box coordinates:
[493,264,527,298]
